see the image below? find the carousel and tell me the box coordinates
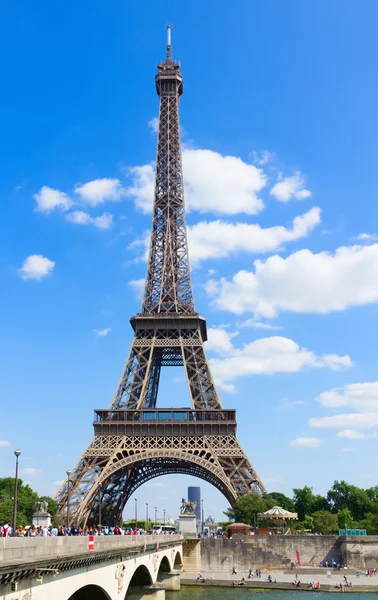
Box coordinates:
[257,506,298,534]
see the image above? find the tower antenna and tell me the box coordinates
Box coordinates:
[166,24,172,61]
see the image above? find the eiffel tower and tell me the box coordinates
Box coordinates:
[56,27,266,526]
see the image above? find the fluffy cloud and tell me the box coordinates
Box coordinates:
[337,430,378,440]
[206,327,236,355]
[128,278,146,298]
[148,117,159,133]
[19,255,55,280]
[308,382,378,436]
[125,149,267,215]
[270,171,311,202]
[309,413,378,430]
[353,233,378,242]
[65,211,113,230]
[316,382,378,412]
[94,328,111,337]
[205,329,351,393]
[206,243,378,317]
[20,467,39,476]
[290,437,322,448]
[74,178,126,206]
[34,186,72,213]
[183,149,266,215]
[0,441,11,447]
[125,165,155,213]
[188,207,320,263]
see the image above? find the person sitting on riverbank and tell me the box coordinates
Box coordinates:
[248,569,253,578]
[292,578,301,587]
[196,574,205,583]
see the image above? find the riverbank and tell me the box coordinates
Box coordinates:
[181,571,378,593]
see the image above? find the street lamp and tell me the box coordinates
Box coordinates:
[98,482,102,528]
[12,450,21,536]
[135,498,138,525]
[154,506,157,526]
[201,499,204,534]
[163,509,166,528]
[66,470,72,530]
[146,502,149,528]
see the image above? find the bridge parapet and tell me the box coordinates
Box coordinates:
[0,534,182,565]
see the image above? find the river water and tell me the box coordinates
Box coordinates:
[172,587,378,599]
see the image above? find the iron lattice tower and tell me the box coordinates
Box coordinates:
[56,27,266,526]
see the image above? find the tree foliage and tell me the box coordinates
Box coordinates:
[0,478,56,527]
[225,480,378,534]
[224,493,275,525]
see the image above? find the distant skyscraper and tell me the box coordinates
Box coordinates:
[188,486,201,521]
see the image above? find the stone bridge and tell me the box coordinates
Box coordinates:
[0,535,183,600]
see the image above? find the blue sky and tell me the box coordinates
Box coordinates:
[1,0,378,523]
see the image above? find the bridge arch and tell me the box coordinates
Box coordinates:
[68,584,111,600]
[125,564,154,600]
[75,449,236,525]
[157,555,171,574]
[174,551,183,569]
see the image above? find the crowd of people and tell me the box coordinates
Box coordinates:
[1,522,180,537]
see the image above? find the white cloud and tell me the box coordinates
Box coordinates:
[279,398,306,408]
[206,331,351,393]
[206,243,378,317]
[125,149,267,215]
[188,207,321,263]
[128,278,145,298]
[65,211,113,230]
[238,319,282,330]
[19,255,55,281]
[290,437,322,448]
[54,480,64,487]
[270,171,311,202]
[148,117,159,133]
[65,210,92,225]
[20,467,39,476]
[340,448,353,453]
[183,149,266,215]
[74,178,126,206]
[94,328,112,337]
[206,327,237,355]
[0,441,11,447]
[125,164,155,213]
[309,413,378,430]
[251,150,275,166]
[34,186,72,213]
[316,382,378,412]
[353,233,378,242]
[337,429,378,440]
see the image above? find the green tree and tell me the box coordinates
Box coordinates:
[337,508,353,530]
[264,492,295,512]
[355,513,378,535]
[312,510,338,534]
[327,481,373,520]
[293,486,316,521]
[224,493,275,525]
[0,478,39,526]
[0,478,57,528]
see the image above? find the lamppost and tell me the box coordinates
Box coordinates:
[135,498,138,525]
[146,502,149,528]
[12,450,21,536]
[155,506,157,526]
[98,482,102,528]
[201,499,204,534]
[66,470,72,530]
[163,509,166,527]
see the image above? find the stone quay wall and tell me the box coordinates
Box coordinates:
[196,536,378,572]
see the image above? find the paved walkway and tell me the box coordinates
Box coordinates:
[182,569,378,591]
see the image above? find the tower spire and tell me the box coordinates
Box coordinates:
[166,24,172,62]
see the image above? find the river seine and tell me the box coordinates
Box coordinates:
[173,587,378,599]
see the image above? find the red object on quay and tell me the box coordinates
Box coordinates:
[88,535,94,550]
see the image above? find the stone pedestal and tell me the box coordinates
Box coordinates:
[158,570,181,591]
[178,514,196,535]
[128,584,165,600]
[32,512,51,528]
